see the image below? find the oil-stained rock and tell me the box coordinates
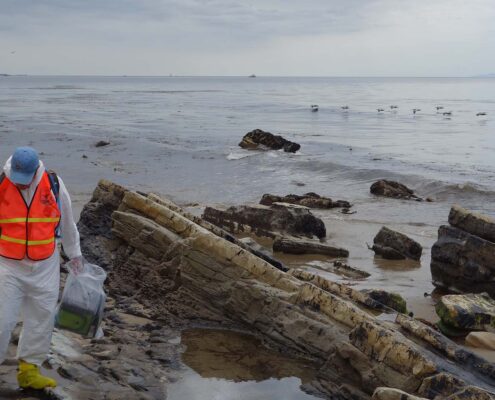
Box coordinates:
[370,180,421,201]
[436,293,495,331]
[273,237,349,257]
[239,129,301,153]
[260,193,351,209]
[431,207,495,296]
[372,226,422,261]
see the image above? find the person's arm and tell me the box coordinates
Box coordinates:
[57,177,82,260]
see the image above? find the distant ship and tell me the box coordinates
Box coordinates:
[248,74,256,78]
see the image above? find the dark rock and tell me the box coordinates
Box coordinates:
[372,227,422,261]
[77,179,126,269]
[273,237,349,257]
[431,223,495,296]
[238,129,300,153]
[370,180,421,201]
[239,237,288,272]
[260,192,351,209]
[202,203,326,239]
[95,140,110,147]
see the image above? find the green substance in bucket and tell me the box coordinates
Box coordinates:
[56,303,95,336]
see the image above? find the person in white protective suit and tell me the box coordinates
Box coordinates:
[0,146,82,390]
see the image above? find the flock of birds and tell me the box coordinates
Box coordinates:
[310,104,487,117]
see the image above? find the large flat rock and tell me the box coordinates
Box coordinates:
[202,203,326,239]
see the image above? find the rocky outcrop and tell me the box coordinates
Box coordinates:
[436,293,495,331]
[370,180,421,201]
[76,181,495,400]
[239,129,300,153]
[273,237,349,257]
[260,193,351,209]
[431,206,495,296]
[372,227,422,261]
[202,203,326,239]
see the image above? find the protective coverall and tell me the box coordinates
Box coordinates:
[0,157,81,366]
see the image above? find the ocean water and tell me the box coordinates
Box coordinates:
[1,75,494,317]
[1,76,493,206]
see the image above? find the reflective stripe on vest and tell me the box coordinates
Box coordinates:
[0,172,61,261]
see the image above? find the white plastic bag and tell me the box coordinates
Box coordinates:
[55,260,107,338]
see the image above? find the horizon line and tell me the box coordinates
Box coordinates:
[1,73,493,79]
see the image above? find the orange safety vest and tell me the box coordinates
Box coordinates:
[0,172,61,261]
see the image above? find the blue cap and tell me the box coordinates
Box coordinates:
[10,147,40,185]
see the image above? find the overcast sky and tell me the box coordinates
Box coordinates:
[1,0,494,76]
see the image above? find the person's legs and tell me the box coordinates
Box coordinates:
[16,261,59,389]
[17,277,59,365]
[0,269,24,365]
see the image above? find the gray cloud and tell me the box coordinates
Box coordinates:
[0,0,494,75]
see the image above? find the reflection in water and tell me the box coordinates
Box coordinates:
[167,329,321,400]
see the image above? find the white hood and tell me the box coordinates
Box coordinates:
[3,156,46,204]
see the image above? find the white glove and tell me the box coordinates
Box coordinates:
[68,256,84,275]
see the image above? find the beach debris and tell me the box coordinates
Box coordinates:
[202,202,326,239]
[477,112,487,116]
[310,104,319,112]
[370,179,422,201]
[238,129,300,153]
[371,226,422,261]
[95,140,110,147]
[431,205,495,296]
[273,237,349,257]
[260,192,351,209]
[436,293,495,331]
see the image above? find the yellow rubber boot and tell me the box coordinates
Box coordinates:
[17,360,57,390]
